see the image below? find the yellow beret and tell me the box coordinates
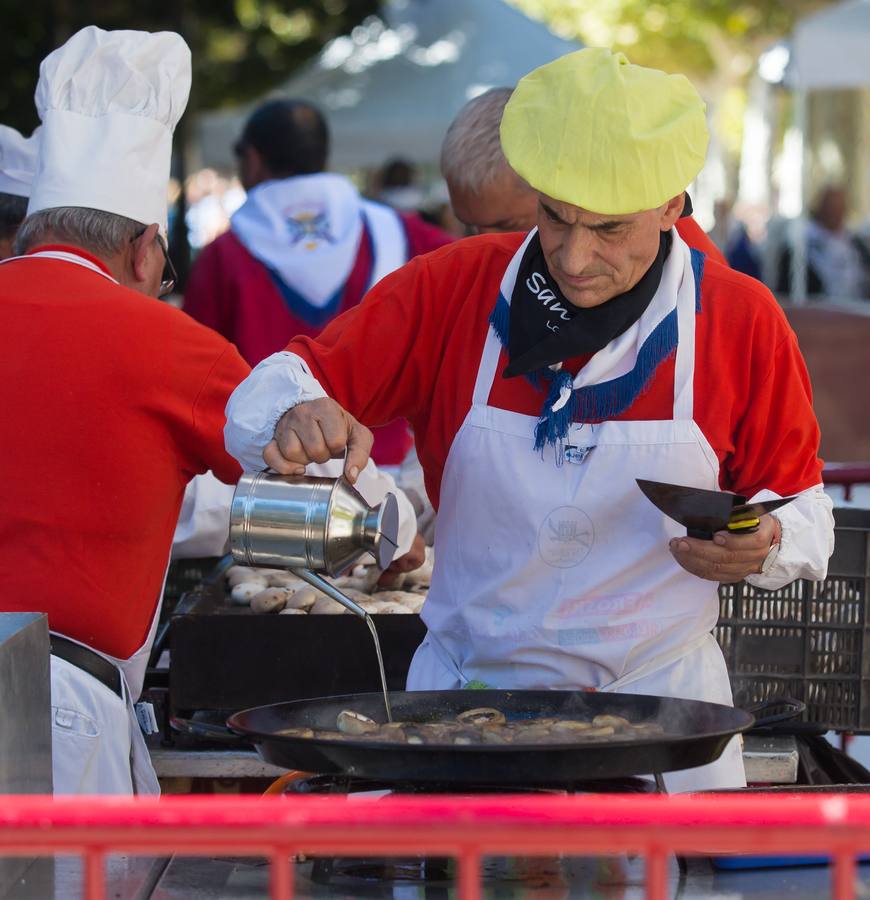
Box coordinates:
[500,48,708,215]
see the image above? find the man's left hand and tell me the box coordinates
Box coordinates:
[670,515,781,583]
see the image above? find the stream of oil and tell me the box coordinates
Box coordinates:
[366,614,393,722]
[290,568,393,721]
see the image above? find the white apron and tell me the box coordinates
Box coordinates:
[407,234,746,792]
[51,574,164,796]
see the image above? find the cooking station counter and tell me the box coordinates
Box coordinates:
[161,579,800,790]
[149,734,800,785]
[159,564,816,792]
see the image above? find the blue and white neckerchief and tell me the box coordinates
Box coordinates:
[488,228,705,457]
[231,173,407,326]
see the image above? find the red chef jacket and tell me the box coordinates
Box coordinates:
[0,246,250,659]
[284,231,822,511]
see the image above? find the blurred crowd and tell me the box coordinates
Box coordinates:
[181,156,870,306]
[711,186,870,302]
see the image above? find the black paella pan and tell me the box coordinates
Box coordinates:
[226,690,755,786]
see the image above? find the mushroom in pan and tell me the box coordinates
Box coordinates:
[592,714,631,729]
[276,726,314,738]
[550,720,595,733]
[583,725,616,737]
[479,726,513,745]
[631,722,665,735]
[456,707,507,726]
[378,722,408,742]
[336,709,380,735]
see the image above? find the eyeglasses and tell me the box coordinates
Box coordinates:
[132,228,177,299]
[154,233,178,299]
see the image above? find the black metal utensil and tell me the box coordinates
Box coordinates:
[636,479,797,540]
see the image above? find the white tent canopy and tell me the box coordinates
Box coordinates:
[789,0,870,90]
[197,0,581,171]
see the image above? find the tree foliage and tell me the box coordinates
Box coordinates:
[508,0,838,184]
[0,0,381,133]
[508,0,834,83]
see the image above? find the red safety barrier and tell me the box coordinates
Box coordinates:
[1,793,870,899]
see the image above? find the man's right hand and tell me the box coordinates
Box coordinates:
[263,398,373,484]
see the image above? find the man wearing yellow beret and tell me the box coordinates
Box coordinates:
[225,49,834,791]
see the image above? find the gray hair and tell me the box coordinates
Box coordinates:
[15,207,144,257]
[0,192,28,242]
[440,87,520,194]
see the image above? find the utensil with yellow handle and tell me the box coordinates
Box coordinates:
[636,479,797,540]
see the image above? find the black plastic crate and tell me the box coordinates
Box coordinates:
[716,507,870,732]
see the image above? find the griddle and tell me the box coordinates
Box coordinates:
[170,576,425,711]
[227,690,754,786]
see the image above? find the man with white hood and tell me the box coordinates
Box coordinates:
[0,124,38,259]
[183,99,453,471]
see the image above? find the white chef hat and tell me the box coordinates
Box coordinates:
[27,26,191,229]
[0,125,39,198]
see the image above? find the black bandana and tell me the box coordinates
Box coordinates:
[504,230,672,378]
[503,194,692,379]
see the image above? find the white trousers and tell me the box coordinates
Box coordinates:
[50,656,137,794]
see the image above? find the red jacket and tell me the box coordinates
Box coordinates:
[286,232,821,511]
[0,247,250,658]
[184,211,454,465]
[677,216,727,266]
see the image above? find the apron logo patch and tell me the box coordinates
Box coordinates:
[538,506,594,568]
